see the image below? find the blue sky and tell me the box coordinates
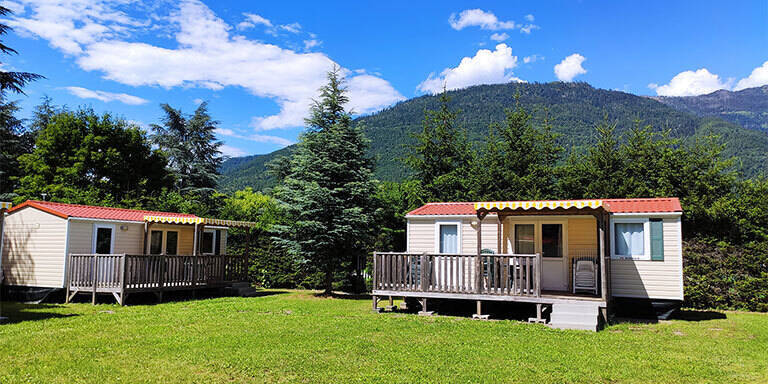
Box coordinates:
[2,0,767,157]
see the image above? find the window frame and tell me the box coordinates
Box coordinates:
[201,229,217,255]
[611,217,651,260]
[149,230,164,255]
[92,223,115,254]
[434,220,462,254]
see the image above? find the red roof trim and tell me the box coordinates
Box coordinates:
[6,200,198,222]
[406,198,682,216]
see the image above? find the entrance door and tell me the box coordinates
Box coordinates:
[511,221,568,292]
[540,223,567,291]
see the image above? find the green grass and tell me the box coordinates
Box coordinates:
[1,290,766,383]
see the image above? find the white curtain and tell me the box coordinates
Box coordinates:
[615,223,644,256]
[440,225,458,253]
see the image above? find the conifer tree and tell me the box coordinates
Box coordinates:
[272,67,378,294]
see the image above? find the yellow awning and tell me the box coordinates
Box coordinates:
[0,202,11,210]
[143,215,203,225]
[143,215,260,228]
[474,199,603,211]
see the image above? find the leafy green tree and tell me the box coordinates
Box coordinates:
[15,107,172,205]
[151,102,223,195]
[404,90,474,202]
[373,180,424,252]
[0,99,26,198]
[472,104,562,201]
[272,67,378,294]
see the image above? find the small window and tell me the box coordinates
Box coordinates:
[201,230,215,255]
[438,224,458,254]
[514,224,535,254]
[541,224,562,258]
[150,230,163,255]
[165,231,179,255]
[94,226,113,254]
[614,222,645,259]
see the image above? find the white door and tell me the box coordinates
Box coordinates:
[511,220,568,292]
[540,222,567,291]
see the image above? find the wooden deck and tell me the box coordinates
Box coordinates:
[372,252,605,311]
[66,253,248,305]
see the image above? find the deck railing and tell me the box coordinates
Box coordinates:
[66,253,249,304]
[373,252,542,297]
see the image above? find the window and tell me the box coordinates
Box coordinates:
[514,224,535,254]
[94,225,114,254]
[201,230,215,255]
[612,219,654,260]
[149,230,163,255]
[541,224,562,258]
[438,224,458,253]
[165,231,178,255]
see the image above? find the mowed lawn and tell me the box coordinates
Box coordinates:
[1,291,766,383]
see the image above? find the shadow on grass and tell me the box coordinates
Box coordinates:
[317,292,372,300]
[675,310,727,321]
[0,302,79,324]
[63,288,289,306]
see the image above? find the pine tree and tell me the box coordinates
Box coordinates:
[151,102,222,194]
[472,104,562,201]
[272,67,378,294]
[404,90,474,201]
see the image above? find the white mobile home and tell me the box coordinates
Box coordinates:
[372,197,683,330]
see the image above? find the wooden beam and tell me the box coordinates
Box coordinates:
[475,213,483,294]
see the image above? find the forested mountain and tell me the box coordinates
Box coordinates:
[653,85,768,134]
[219,82,768,191]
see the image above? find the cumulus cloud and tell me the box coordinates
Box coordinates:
[554,53,587,82]
[7,0,404,130]
[489,32,508,42]
[523,54,542,64]
[219,144,248,157]
[417,43,523,94]
[734,60,768,91]
[649,68,732,96]
[303,39,321,50]
[448,9,538,34]
[64,86,148,105]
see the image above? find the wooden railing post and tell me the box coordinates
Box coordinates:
[372,252,378,291]
[420,253,428,292]
[65,253,72,303]
[535,253,542,297]
[119,254,127,305]
[159,254,166,301]
[91,255,99,305]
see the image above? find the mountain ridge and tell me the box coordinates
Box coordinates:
[219,82,768,192]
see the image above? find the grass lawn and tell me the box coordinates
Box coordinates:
[1,290,766,383]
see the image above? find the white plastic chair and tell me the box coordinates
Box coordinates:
[573,259,597,295]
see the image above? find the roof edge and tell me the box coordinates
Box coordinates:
[7,200,69,219]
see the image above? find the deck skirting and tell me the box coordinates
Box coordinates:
[372,289,606,306]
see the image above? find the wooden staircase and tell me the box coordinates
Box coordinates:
[548,302,601,331]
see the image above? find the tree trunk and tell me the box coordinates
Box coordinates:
[324,268,333,295]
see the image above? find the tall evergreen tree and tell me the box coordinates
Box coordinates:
[272,67,378,294]
[404,90,474,202]
[558,118,624,198]
[472,104,562,201]
[151,102,222,194]
[0,6,42,97]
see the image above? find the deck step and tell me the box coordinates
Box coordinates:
[548,302,600,332]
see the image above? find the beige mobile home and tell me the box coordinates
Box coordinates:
[372,198,683,331]
[1,200,258,304]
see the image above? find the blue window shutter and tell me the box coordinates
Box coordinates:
[650,219,664,261]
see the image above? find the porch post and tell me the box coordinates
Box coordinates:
[599,212,610,323]
[475,211,485,294]
[143,222,150,254]
[496,214,502,254]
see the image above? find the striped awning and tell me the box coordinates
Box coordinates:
[143,215,259,228]
[0,202,11,210]
[474,199,603,211]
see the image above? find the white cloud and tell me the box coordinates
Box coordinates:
[8,0,404,130]
[734,60,768,91]
[192,98,203,105]
[417,43,523,94]
[554,53,587,82]
[236,13,272,30]
[523,54,542,64]
[279,22,301,34]
[449,9,515,30]
[649,68,731,96]
[217,127,294,147]
[489,32,508,42]
[448,9,538,34]
[303,39,321,50]
[64,86,148,105]
[219,144,248,157]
